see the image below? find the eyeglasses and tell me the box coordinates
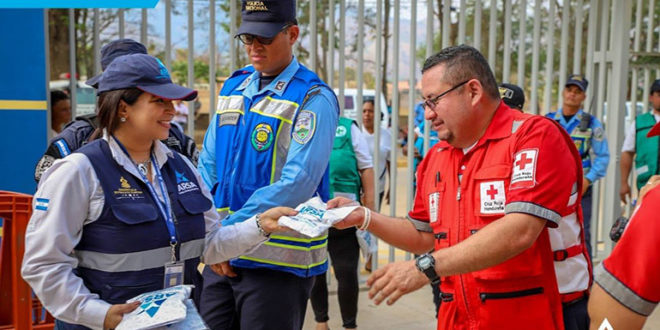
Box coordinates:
[423,80,470,110]
[235,24,292,45]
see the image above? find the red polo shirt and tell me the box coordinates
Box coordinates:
[595,185,660,316]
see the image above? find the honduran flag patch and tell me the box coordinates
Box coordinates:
[35,198,49,211]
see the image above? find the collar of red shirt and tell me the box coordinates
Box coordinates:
[435,101,514,153]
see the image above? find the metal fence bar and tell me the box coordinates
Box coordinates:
[68,8,77,119]
[230,0,237,72]
[543,0,555,115]
[502,0,512,83]
[530,0,541,114]
[310,0,317,74]
[209,0,216,129]
[488,0,497,68]
[93,9,100,75]
[423,0,433,154]
[389,0,400,264]
[458,0,466,44]
[118,9,125,39]
[558,2,570,108]
[406,0,417,262]
[372,0,383,271]
[642,0,654,112]
[141,9,147,45]
[442,0,450,48]
[165,0,172,72]
[187,0,195,137]
[338,0,345,114]
[356,0,364,127]
[474,0,482,50]
[517,0,526,89]
[328,0,335,88]
[573,0,584,74]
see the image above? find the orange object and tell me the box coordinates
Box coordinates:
[0,191,54,330]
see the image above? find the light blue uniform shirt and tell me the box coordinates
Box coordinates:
[198,58,339,225]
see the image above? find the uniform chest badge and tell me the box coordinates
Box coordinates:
[511,148,538,189]
[479,181,505,214]
[429,192,439,223]
[293,110,316,144]
[251,123,274,151]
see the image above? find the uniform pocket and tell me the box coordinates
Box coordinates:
[477,287,555,330]
[110,203,159,225]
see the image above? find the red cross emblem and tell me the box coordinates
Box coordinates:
[515,152,533,170]
[486,185,498,200]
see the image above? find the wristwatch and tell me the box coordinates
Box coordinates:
[415,253,440,285]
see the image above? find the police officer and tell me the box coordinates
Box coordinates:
[196,1,339,329]
[546,74,610,259]
[21,53,293,330]
[34,39,199,183]
[330,45,581,330]
[620,79,660,203]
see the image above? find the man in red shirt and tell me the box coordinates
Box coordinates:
[587,123,660,330]
[331,45,583,329]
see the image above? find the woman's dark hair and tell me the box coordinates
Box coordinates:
[90,88,142,140]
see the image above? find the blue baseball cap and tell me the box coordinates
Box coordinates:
[565,74,588,92]
[236,0,297,38]
[86,39,148,88]
[97,54,197,101]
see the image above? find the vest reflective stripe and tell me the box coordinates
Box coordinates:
[635,113,659,189]
[549,212,591,294]
[74,239,204,273]
[214,64,331,277]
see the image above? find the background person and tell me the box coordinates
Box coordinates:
[546,74,610,259]
[310,116,374,330]
[50,90,71,135]
[620,79,660,204]
[329,45,581,330]
[21,53,293,330]
[361,99,390,209]
[196,1,340,329]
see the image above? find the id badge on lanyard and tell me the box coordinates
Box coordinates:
[113,137,185,288]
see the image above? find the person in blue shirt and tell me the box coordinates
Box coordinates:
[546,74,610,259]
[196,1,339,329]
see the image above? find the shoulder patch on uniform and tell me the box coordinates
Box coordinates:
[54,139,71,156]
[35,198,49,211]
[335,125,347,137]
[34,155,55,182]
[593,126,604,141]
[251,123,274,151]
[479,181,506,214]
[511,148,538,189]
[293,110,316,144]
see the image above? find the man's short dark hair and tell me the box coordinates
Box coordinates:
[50,90,69,108]
[422,45,500,100]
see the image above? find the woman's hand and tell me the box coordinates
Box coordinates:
[258,207,298,234]
[639,175,660,203]
[326,196,360,209]
[103,301,140,329]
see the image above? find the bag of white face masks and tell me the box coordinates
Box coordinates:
[116,285,192,330]
[278,197,360,237]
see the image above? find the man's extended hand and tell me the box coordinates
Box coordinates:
[366,260,429,306]
[639,175,660,202]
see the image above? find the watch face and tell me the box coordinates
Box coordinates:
[418,256,432,268]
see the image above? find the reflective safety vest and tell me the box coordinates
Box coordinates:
[330,117,361,199]
[635,112,660,189]
[75,139,208,304]
[422,108,570,330]
[213,65,331,278]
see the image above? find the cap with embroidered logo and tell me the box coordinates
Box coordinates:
[86,39,148,88]
[236,0,297,39]
[565,74,589,92]
[499,83,525,110]
[97,53,197,101]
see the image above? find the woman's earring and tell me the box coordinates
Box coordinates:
[120,117,126,122]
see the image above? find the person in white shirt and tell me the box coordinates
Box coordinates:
[361,99,392,209]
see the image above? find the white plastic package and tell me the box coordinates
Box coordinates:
[116,285,192,330]
[153,299,208,330]
[355,229,378,259]
[278,196,360,237]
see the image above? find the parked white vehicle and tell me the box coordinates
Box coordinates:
[49,80,96,116]
[333,88,389,128]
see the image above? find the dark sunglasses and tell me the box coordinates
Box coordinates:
[423,80,470,110]
[235,24,292,46]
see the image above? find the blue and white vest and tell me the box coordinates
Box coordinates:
[213,65,330,277]
[74,139,208,305]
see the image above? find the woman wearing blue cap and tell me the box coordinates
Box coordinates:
[21,53,295,330]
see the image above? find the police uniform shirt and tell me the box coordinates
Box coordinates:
[197,57,340,225]
[21,132,268,329]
